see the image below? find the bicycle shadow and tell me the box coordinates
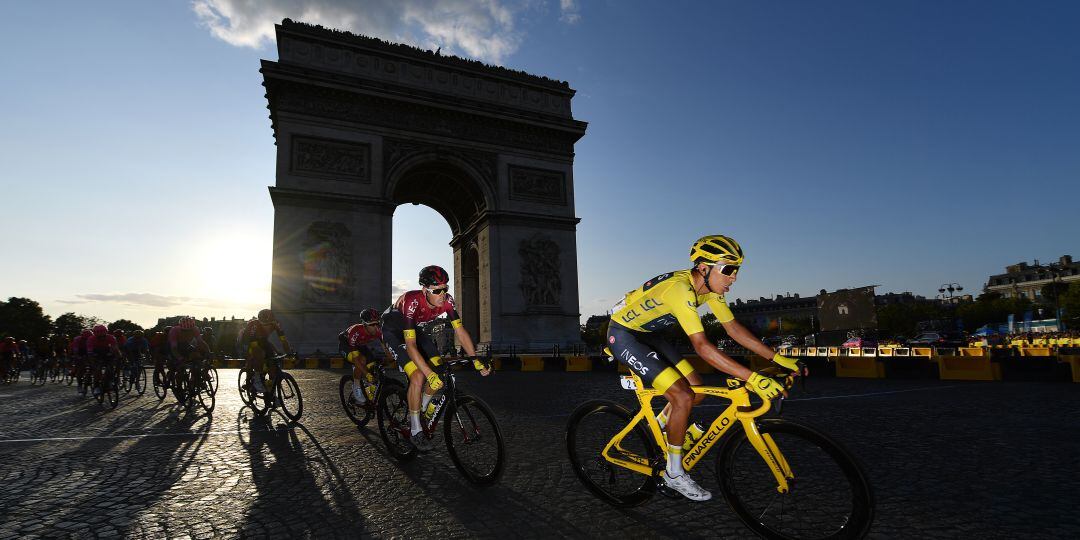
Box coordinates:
[235,406,373,537]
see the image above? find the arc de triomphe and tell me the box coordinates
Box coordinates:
[260,20,588,353]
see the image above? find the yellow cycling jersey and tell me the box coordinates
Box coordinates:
[610,269,734,335]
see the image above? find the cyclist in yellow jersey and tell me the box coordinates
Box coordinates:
[607,235,805,502]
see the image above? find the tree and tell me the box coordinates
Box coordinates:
[1060,282,1080,329]
[52,312,105,338]
[108,319,144,333]
[0,297,52,342]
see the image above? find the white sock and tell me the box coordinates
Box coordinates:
[409,411,422,434]
[422,393,432,411]
[657,410,669,430]
[667,444,684,477]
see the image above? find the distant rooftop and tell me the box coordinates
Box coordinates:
[279,19,572,92]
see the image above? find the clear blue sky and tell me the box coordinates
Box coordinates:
[2,1,1077,328]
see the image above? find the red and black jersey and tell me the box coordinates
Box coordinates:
[87,334,119,356]
[341,323,382,348]
[0,341,18,356]
[70,336,88,356]
[243,319,285,342]
[391,290,461,334]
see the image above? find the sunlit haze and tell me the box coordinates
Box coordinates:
[1,1,1077,328]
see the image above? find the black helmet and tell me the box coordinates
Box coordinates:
[419,265,449,287]
[257,309,275,323]
[360,308,380,325]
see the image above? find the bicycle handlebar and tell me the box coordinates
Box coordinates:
[733,368,802,419]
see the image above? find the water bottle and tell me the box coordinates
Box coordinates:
[682,423,705,451]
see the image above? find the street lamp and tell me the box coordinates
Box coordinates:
[938,283,963,302]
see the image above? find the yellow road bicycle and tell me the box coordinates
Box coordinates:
[566,369,874,539]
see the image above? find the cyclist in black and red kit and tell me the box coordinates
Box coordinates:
[381,265,491,451]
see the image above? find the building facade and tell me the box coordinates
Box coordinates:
[984,255,1080,301]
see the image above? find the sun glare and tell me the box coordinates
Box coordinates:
[194,233,272,310]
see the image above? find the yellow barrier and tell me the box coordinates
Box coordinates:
[937,355,1001,381]
[911,347,932,357]
[565,355,591,372]
[877,347,894,357]
[520,355,545,371]
[283,357,297,369]
[779,347,791,356]
[1020,347,1052,357]
[847,348,862,357]
[828,347,840,357]
[1060,355,1080,383]
[304,358,320,369]
[330,357,344,369]
[959,347,986,357]
[817,347,829,357]
[789,347,802,356]
[861,347,877,357]
[835,356,885,378]
[893,347,910,356]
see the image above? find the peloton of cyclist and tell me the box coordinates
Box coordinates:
[71,329,92,394]
[0,337,18,381]
[380,265,491,451]
[242,309,292,396]
[606,235,804,502]
[168,318,209,371]
[86,324,123,398]
[338,308,391,404]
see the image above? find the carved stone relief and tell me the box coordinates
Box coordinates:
[518,234,562,306]
[300,222,355,303]
[291,136,370,182]
[272,81,575,155]
[508,166,566,205]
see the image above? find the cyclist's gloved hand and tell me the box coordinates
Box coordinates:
[772,353,807,375]
[747,372,785,400]
[426,371,443,391]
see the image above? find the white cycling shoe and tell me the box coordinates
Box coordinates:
[662,471,712,501]
[351,386,367,403]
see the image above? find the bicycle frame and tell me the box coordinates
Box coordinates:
[602,373,795,494]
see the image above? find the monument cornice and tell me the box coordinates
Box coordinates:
[263,76,583,156]
[268,186,393,213]
[262,60,587,132]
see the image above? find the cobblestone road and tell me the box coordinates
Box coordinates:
[1,368,1077,538]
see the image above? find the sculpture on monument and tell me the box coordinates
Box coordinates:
[518,234,562,307]
[300,222,354,302]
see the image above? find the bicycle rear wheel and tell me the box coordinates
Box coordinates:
[717,419,874,540]
[566,400,657,507]
[339,375,374,427]
[277,372,303,422]
[376,380,417,461]
[443,393,505,485]
[104,366,120,409]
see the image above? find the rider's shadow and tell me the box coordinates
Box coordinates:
[236,407,373,537]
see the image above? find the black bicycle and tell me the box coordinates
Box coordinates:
[174,355,217,413]
[241,353,302,421]
[376,355,504,485]
[121,353,148,396]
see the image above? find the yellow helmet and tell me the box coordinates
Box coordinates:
[690,235,744,265]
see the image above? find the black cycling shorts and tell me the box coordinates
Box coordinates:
[607,322,696,393]
[380,311,440,377]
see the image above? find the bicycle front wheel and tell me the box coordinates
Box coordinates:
[717,419,874,540]
[152,367,168,400]
[443,393,505,485]
[135,367,147,395]
[376,380,417,461]
[339,375,373,427]
[566,400,657,507]
[276,372,303,422]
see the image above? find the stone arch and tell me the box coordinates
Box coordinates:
[261,20,587,353]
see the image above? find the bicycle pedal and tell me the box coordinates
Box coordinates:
[655,482,681,499]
